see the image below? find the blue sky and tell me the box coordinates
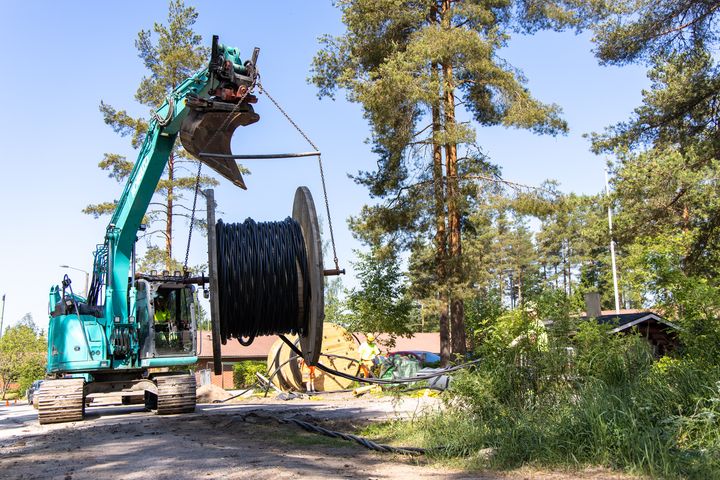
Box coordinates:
[0,1,647,331]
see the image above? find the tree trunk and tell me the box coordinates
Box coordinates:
[439,297,451,365]
[567,248,573,296]
[166,153,174,270]
[431,57,451,366]
[518,267,524,306]
[442,0,466,356]
[562,243,568,296]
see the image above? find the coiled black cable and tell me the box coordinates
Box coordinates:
[216,217,310,345]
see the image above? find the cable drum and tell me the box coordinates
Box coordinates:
[216,217,309,343]
[213,186,324,364]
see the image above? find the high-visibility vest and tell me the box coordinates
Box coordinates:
[155,309,170,323]
[358,342,380,362]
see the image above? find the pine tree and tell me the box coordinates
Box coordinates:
[84,0,217,271]
[0,316,46,399]
[576,0,720,299]
[312,0,567,361]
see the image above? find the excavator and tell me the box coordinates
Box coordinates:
[38,36,265,424]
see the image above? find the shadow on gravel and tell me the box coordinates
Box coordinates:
[1,404,486,480]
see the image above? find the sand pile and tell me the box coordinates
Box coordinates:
[196,383,232,403]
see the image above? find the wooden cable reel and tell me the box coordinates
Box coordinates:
[293,187,324,366]
[206,186,324,375]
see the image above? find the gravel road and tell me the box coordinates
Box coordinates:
[0,394,636,480]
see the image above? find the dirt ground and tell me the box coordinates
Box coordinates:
[0,393,638,480]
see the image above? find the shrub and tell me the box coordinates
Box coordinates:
[232,361,267,389]
[381,318,720,478]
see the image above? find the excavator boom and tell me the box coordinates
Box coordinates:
[180,37,261,188]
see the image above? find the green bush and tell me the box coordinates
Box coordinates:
[374,316,720,478]
[0,321,46,399]
[232,361,267,389]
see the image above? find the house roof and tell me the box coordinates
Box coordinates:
[197,332,276,359]
[591,311,680,333]
[196,330,440,360]
[358,332,440,354]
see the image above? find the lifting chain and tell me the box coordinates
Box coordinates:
[257,79,341,272]
[183,75,257,274]
[183,159,203,274]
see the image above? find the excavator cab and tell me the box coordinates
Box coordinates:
[180,35,260,190]
[150,285,195,356]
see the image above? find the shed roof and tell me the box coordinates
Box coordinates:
[591,311,680,333]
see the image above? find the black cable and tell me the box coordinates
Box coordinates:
[279,335,481,385]
[231,411,427,455]
[216,218,310,344]
[263,350,365,397]
[280,417,426,455]
[212,383,259,403]
[263,353,300,397]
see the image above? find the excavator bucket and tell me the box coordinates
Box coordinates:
[180,103,260,190]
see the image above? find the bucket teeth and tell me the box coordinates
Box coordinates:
[180,102,260,190]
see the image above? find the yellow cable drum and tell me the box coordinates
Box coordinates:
[267,323,360,392]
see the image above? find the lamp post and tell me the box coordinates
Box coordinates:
[604,169,621,315]
[59,265,90,299]
[0,294,5,338]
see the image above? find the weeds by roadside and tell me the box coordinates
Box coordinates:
[363,315,720,479]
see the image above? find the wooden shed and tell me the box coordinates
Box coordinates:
[592,311,680,356]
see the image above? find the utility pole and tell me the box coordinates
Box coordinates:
[0,294,5,338]
[605,168,621,314]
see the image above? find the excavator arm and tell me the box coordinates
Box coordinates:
[104,35,260,326]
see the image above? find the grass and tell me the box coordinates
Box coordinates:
[360,321,720,479]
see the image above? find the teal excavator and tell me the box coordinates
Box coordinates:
[38,36,274,424]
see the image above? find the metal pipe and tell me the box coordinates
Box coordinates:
[605,168,621,314]
[198,151,320,160]
[323,268,346,276]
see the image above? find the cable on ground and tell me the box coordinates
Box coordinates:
[280,335,481,385]
[279,416,426,455]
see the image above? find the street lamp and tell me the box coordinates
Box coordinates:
[59,265,90,299]
[0,294,5,338]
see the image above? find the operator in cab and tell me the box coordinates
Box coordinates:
[154,295,170,324]
[153,294,175,347]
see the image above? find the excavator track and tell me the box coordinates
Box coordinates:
[37,378,85,425]
[150,374,196,415]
